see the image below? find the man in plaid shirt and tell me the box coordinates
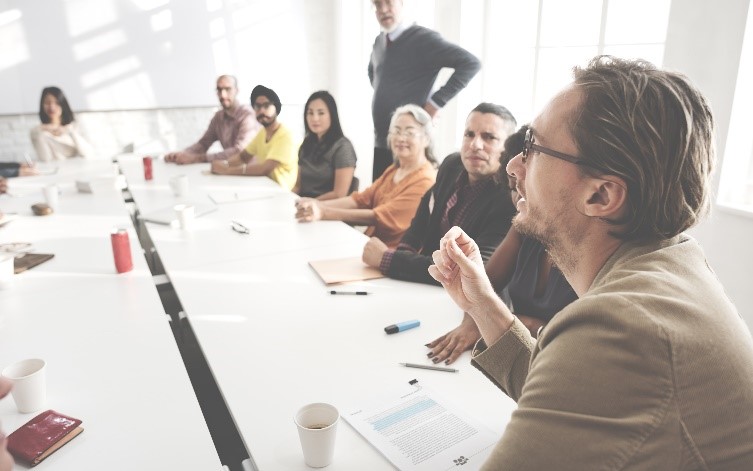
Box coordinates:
[362,103,517,285]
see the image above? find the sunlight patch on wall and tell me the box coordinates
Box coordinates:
[0,7,21,26]
[131,0,170,11]
[210,17,225,39]
[85,71,156,109]
[73,29,127,61]
[212,38,232,74]
[150,9,172,31]
[65,0,117,37]
[231,0,290,30]
[81,55,141,88]
[206,0,223,13]
[0,8,28,70]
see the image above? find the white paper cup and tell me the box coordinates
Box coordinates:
[0,255,14,290]
[169,175,189,197]
[174,204,195,230]
[2,359,46,413]
[295,403,339,468]
[43,185,59,212]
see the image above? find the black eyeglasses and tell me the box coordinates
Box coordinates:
[253,102,275,111]
[231,220,250,235]
[523,128,595,168]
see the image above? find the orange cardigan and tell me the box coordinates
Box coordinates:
[351,161,436,247]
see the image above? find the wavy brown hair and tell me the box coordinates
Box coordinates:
[570,56,715,241]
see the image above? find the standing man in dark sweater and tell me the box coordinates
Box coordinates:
[369,0,481,180]
[362,103,517,284]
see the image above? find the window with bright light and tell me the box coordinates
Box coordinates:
[718,3,753,214]
[468,0,671,128]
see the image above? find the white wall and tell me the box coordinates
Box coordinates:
[663,0,753,327]
[0,0,311,114]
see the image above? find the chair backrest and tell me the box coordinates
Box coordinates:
[348,175,360,195]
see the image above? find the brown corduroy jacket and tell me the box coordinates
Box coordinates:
[473,235,753,470]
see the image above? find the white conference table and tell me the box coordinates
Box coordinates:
[0,161,223,470]
[120,156,517,470]
[174,246,516,471]
[3,159,121,193]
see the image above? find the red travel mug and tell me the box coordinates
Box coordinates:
[143,156,153,181]
[111,228,133,273]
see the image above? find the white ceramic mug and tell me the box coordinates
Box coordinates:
[174,204,195,230]
[43,184,59,212]
[0,254,14,290]
[295,402,339,468]
[2,359,46,413]
[169,175,189,197]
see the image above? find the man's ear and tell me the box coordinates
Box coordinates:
[583,176,628,220]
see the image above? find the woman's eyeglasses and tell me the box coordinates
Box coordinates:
[389,128,422,139]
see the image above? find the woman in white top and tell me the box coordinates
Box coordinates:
[30,87,92,162]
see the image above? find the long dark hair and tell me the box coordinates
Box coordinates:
[39,86,75,125]
[299,91,344,160]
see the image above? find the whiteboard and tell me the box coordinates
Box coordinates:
[0,0,311,114]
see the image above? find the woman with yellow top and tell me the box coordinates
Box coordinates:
[295,104,436,247]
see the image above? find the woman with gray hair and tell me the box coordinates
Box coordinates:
[295,104,436,247]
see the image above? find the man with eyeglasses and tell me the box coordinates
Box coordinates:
[430,56,753,469]
[362,103,517,286]
[211,85,297,190]
[165,75,260,164]
[369,0,481,181]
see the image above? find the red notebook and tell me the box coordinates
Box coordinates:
[6,410,83,467]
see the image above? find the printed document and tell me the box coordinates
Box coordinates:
[342,381,499,471]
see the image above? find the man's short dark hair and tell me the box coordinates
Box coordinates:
[470,103,517,136]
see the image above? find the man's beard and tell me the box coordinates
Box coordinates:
[512,192,582,275]
[258,116,274,127]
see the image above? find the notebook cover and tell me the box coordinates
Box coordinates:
[14,253,54,274]
[309,257,384,285]
[7,410,84,466]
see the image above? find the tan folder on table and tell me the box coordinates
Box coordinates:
[309,257,384,285]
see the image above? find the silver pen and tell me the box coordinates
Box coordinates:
[399,362,458,373]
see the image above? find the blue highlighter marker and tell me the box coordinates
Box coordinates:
[384,319,420,334]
